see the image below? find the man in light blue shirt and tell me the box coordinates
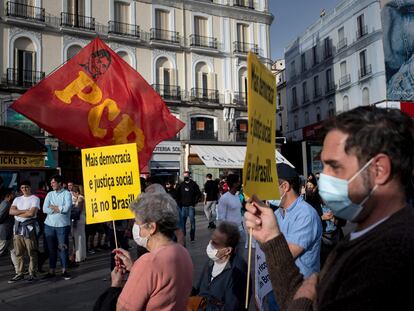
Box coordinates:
[262,164,322,310]
[42,175,72,280]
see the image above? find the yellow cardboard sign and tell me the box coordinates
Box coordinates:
[243,53,280,200]
[81,143,140,224]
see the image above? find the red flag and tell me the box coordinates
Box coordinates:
[11,37,185,169]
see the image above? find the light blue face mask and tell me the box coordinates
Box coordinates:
[318,158,378,222]
[267,186,286,209]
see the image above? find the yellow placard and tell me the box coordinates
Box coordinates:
[81,143,140,224]
[243,53,280,200]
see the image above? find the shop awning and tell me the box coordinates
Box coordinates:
[191,145,294,169]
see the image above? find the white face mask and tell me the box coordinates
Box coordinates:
[206,241,225,261]
[132,223,149,248]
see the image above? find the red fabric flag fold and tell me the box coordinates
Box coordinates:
[11,37,185,169]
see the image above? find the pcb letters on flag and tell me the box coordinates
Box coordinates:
[11,37,185,169]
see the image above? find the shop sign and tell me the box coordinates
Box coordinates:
[153,142,181,154]
[0,154,45,168]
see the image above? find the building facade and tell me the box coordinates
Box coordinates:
[284,0,386,144]
[0,0,273,185]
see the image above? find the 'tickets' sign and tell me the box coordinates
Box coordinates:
[82,143,140,224]
[243,52,280,200]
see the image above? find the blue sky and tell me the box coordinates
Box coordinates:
[269,0,340,60]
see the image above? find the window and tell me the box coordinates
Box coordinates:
[338,26,346,50]
[357,14,366,38]
[362,88,370,106]
[114,1,129,23]
[294,114,298,130]
[312,46,318,66]
[155,57,177,99]
[190,116,216,140]
[155,9,169,30]
[343,96,349,111]
[68,0,85,15]
[324,37,331,58]
[194,16,208,37]
[12,37,37,86]
[117,51,131,66]
[316,107,321,122]
[301,53,306,72]
[326,68,333,91]
[328,102,335,117]
[359,50,371,78]
[304,111,309,125]
[237,23,249,43]
[290,61,296,78]
[314,75,320,97]
[67,45,82,60]
[292,87,297,106]
[302,82,308,102]
[194,62,217,102]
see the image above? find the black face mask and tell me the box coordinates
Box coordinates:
[184,177,190,182]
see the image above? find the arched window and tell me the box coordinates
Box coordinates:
[190,116,216,140]
[304,111,309,125]
[362,87,370,106]
[328,102,335,117]
[67,44,82,61]
[316,106,321,122]
[12,37,37,86]
[155,57,177,99]
[343,95,349,111]
[117,51,132,66]
[193,62,217,102]
[294,114,299,130]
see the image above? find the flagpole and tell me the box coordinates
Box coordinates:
[112,220,118,249]
[245,228,253,309]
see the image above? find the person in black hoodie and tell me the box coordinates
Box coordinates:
[176,171,201,242]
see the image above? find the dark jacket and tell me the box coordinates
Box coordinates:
[176,180,201,207]
[0,199,14,240]
[204,179,219,202]
[196,253,249,311]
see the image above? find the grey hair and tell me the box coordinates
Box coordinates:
[130,192,178,238]
[145,183,166,194]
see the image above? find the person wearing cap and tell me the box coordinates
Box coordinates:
[259,163,322,310]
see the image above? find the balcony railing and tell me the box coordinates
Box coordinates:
[234,92,247,106]
[236,131,248,142]
[233,41,259,54]
[61,12,95,30]
[324,49,333,59]
[339,74,351,87]
[356,25,368,39]
[190,34,218,49]
[191,88,219,103]
[233,0,255,9]
[152,84,181,101]
[190,130,218,141]
[108,21,140,38]
[6,1,45,22]
[337,38,347,51]
[150,28,179,43]
[359,64,372,79]
[325,83,336,95]
[7,68,45,87]
[302,96,310,105]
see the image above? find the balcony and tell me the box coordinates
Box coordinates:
[152,84,181,101]
[233,0,255,9]
[339,74,351,88]
[189,34,218,49]
[359,64,372,79]
[235,131,248,142]
[325,83,336,95]
[150,28,179,44]
[324,49,333,60]
[191,88,219,103]
[6,1,45,22]
[337,38,347,51]
[356,25,368,39]
[302,96,310,105]
[190,130,218,141]
[234,92,247,106]
[233,41,259,55]
[7,68,45,88]
[61,12,95,31]
[108,21,140,38]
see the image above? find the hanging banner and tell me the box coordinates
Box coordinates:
[82,143,140,224]
[243,52,280,199]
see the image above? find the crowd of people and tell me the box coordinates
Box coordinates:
[1,105,413,310]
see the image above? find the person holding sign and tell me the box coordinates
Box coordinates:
[244,107,414,310]
[257,164,322,310]
[110,192,193,311]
